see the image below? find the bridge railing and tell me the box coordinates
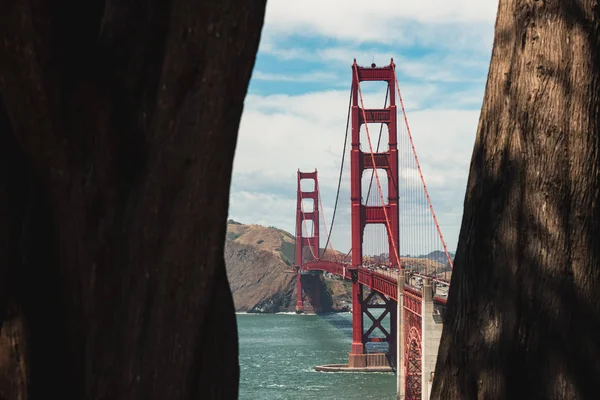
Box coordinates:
[299,260,450,304]
[357,267,398,300]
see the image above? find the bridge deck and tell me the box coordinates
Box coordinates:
[301,260,448,305]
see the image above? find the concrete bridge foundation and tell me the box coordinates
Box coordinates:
[398,276,444,400]
[397,272,405,399]
[420,278,443,400]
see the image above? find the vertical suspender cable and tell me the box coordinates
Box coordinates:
[392,65,453,271]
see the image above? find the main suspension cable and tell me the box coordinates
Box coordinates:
[321,86,353,257]
[318,190,334,251]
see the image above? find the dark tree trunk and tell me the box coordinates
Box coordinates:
[431,0,600,399]
[0,0,266,398]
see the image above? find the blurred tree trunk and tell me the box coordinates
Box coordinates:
[0,0,266,398]
[432,0,600,399]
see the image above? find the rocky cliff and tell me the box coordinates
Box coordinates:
[224,220,351,313]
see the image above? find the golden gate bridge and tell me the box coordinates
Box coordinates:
[293,59,453,400]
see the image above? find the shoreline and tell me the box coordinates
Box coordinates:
[235,310,351,316]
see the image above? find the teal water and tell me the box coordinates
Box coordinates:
[237,313,396,400]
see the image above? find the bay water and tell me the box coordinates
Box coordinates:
[237,312,396,399]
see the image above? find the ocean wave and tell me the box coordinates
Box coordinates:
[236,311,314,316]
[274,312,312,316]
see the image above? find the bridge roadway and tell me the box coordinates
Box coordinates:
[302,260,449,399]
[301,260,449,304]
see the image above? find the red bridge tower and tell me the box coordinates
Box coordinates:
[348,60,400,367]
[295,170,322,314]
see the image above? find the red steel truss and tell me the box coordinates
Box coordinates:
[405,328,422,399]
[404,289,422,400]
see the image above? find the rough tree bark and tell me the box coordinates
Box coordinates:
[431,1,600,399]
[0,0,266,398]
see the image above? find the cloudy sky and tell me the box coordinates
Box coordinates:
[228,0,499,256]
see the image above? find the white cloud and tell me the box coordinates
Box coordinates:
[254,46,492,87]
[228,191,296,231]
[252,71,339,83]
[263,0,498,45]
[404,108,479,184]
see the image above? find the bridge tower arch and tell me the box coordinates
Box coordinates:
[295,170,321,314]
[348,60,400,367]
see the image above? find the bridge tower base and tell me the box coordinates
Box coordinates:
[348,271,366,367]
[397,275,444,400]
[397,273,405,399]
[348,276,397,369]
[295,270,304,314]
[420,278,443,400]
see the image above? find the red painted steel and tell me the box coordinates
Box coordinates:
[362,291,394,343]
[350,60,400,270]
[404,287,423,400]
[350,60,364,358]
[403,290,422,317]
[296,170,321,313]
[357,269,397,300]
[405,327,422,400]
[303,260,350,279]
[350,272,364,357]
[349,59,400,362]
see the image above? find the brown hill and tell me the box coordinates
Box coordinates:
[224,220,351,313]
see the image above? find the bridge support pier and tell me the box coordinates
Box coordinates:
[421,278,442,400]
[389,296,397,370]
[348,271,398,370]
[397,272,405,400]
[295,271,303,314]
[348,272,366,367]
